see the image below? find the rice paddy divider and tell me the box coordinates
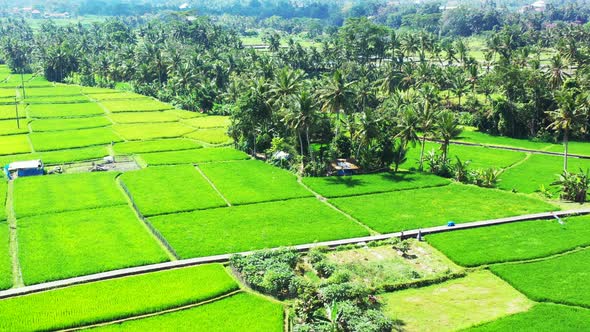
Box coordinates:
[5,181,24,288]
[2,208,590,300]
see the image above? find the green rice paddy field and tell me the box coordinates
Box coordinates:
[0,70,589,330]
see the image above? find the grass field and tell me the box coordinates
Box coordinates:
[383,271,532,332]
[199,160,312,205]
[0,105,19,120]
[0,181,6,221]
[102,99,173,113]
[0,119,29,135]
[150,198,370,258]
[184,128,231,144]
[81,87,123,94]
[30,127,122,151]
[0,222,10,290]
[25,95,90,104]
[30,116,110,132]
[93,292,284,332]
[499,154,590,194]
[109,111,179,124]
[331,183,558,233]
[114,139,201,155]
[464,304,590,331]
[455,128,553,151]
[113,123,194,141]
[0,146,109,166]
[183,116,230,128]
[89,92,146,101]
[491,248,590,308]
[427,215,590,267]
[0,264,239,331]
[18,206,169,285]
[27,103,105,118]
[139,148,249,165]
[13,172,126,217]
[24,86,83,97]
[303,171,449,198]
[121,165,227,216]
[0,135,31,155]
[547,141,590,157]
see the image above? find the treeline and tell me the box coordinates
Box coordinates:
[1,16,590,175]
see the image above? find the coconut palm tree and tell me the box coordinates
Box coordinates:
[437,110,462,160]
[546,89,583,171]
[317,70,356,137]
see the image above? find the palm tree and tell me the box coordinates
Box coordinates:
[437,110,462,160]
[283,89,316,160]
[268,67,305,110]
[546,89,582,171]
[546,54,570,90]
[317,70,356,137]
[416,93,439,171]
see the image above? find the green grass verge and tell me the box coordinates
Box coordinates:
[0,181,6,221]
[102,99,173,113]
[91,292,284,332]
[27,102,105,118]
[13,172,126,217]
[382,271,532,332]
[0,264,239,331]
[499,153,590,194]
[463,303,590,331]
[114,139,201,155]
[18,206,169,285]
[199,160,312,205]
[30,116,111,132]
[113,123,194,141]
[30,127,122,151]
[0,119,29,136]
[427,215,590,267]
[303,171,450,198]
[183,116,230,128]
[491,248,590,308]
[184,128,231,144]
[331,183,558,233]
[109,111,179,124]
[150,198,370,258]
[0,135,31,155]
[0,222,10,290]
[139,148,249,165]
[121,165,227,216]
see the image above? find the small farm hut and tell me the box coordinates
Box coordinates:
[4,160,44,179]
[330,158,360,176]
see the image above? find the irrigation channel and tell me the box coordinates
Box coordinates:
[1,207,589,300]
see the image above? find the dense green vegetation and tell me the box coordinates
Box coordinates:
[121,165,227,216]
[331,183,557,233]
[92,292,284,332]
[18,206,169,284]
[465,304,590,332]
[0,264,239,331]
[199,160,312,204]
[13,172,126,217]
[303,171,449,198]
[150,198,369,258]
[427,216,590,267]
[491,249,590,308]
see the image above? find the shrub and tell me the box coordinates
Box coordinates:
[314,260,337,278]
[552,169,590,203]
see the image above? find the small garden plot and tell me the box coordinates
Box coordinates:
[183,115,230,128]
[13,172,126,217]
[121,165,226,216]
[102,99,173,113]
[109,111,179,124]
[199,160,312,205]
[25,95,90,104]
[427,215,590,267]
[89,92,146,101]
[331,184,558,233]
[382,271,532,332]
[490,248,590,308]
[139,148,249,165]
[499,154,590,194]
[404,142,526,170]
[0,105,18,120]
[0,264,238,331]
[465,304,590,332]
[27,102,105,118]
[113,123,193,141]
[30,116,111,132]
[18,206,169,285]
[114,139,200,155]
[303,171,449,198]
[30,127,122,151]
[0,135,31,155]
[0,119,29,135]
[316,240,462,290]
[0,222,10,290]
[185,128,231,144]
[150,198,369,258]
[92,292,284,332]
